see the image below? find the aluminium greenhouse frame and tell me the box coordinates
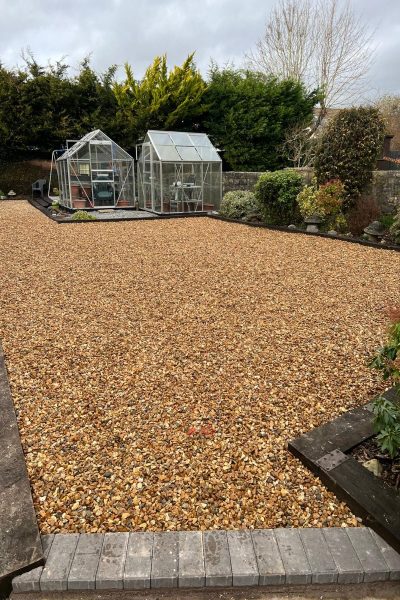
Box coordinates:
[53,130,135,210]
[136,130,222,214]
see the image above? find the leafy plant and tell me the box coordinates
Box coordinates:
[390,208,400,244]
[71,210,96,221]
[314,107,386,207]
[296,178,319,218]
[255,169,304,225]
[201,67,318,171]
[219,190,259,220]
[113,54,207,149]
[370,307,400,458]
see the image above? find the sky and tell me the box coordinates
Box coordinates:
[0,0,399,102]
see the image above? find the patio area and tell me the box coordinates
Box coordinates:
[0,200,399,534]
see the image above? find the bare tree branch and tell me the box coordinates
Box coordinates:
[246,0,375,112]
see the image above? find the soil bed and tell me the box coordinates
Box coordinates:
[1,201,400,534]
[351,437,400,490]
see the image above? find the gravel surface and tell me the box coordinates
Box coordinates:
[1,201,399,534]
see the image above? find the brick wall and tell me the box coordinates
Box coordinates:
[223,169,400,214]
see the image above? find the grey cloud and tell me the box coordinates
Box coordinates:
[0,0,399,99]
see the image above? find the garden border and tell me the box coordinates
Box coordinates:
[28,198,209,224]
[207,215,400,253]
[0,342,44,582]
[288,388,400,554]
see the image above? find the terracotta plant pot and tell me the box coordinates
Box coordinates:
[73,199,87,209]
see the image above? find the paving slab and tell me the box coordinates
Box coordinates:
[346,528,390,583]
[96,532,129,590]
[12,536,54,593]
[123,532,153,590]
[151,532,178,588]
[39,534,79,591]
[203,530,232,587]
[274,528,311,585]
[0,343,44,580]
[227,530,258,586]
[370,530,400,581]
[68,533,104,590]
[299,528,338,584]
[322,527,364,584]
[178,531,205,588]
[251,529,285,585]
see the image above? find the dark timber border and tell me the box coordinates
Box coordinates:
[288,388,400,554]
[0,342,44,581]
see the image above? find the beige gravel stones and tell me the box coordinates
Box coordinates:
[0,201,399,533]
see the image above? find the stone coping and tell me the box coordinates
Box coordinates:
[12,528,400,594]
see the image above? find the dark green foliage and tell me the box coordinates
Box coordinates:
[314,107,386,206]
[255,169,304,225]
[370,311,400,458]
[0,55,119,153]
[202,67,318,171]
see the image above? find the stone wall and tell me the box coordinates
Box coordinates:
[222,169,400,214]
[371,171,400,213]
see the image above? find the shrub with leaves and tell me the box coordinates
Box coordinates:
[71,210,96,221]
[296,178,347,231]
[219,190,259,220]
[370,307,400,458]
[255,170,303,225]
[314,107,385,207]
[390,208,400,244]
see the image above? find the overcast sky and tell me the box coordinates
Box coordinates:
[1,0,399,102]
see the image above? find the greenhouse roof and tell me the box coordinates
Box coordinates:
[58,129,133,161]
[145,130,221,163]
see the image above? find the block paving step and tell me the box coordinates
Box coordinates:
[12,527,400,594]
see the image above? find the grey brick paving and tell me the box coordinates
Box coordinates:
[123,532,153,589]
[178,531,205,588]
[68,533,104,590]
[12,535,54,593]
[227,530,258,586]
[203,530,232,587]
[299,528,338,584]
[11,527,400,593]
[151,531,178,588]
[347,528,390,583]
[39,533,79,591]
[95,532,129,590]
[251,529,285,585]
[275,529,312,585]
[322,527,364,584]
[370,530,400,581]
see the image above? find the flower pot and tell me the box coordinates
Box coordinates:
[73,199,87,209]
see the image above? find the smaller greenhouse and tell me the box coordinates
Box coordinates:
[54,130,135,210]
[137,131,222,214]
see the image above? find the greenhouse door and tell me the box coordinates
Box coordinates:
[90,140,116,208]
[139,143,153,210]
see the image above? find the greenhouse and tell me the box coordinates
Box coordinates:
[53,130,135,210]
[136,130,222,214]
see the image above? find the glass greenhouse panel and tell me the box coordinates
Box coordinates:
[137,130,222,214]
[54,129,135,210]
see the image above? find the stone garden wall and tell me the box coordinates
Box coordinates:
[223,168,400,214]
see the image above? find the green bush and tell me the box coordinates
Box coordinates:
[369,308,400,458]
[314,107,385,207]
[71,210,96,221]
[219,190,259,220]
[390,209,400,244]
[255,170,303,225]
